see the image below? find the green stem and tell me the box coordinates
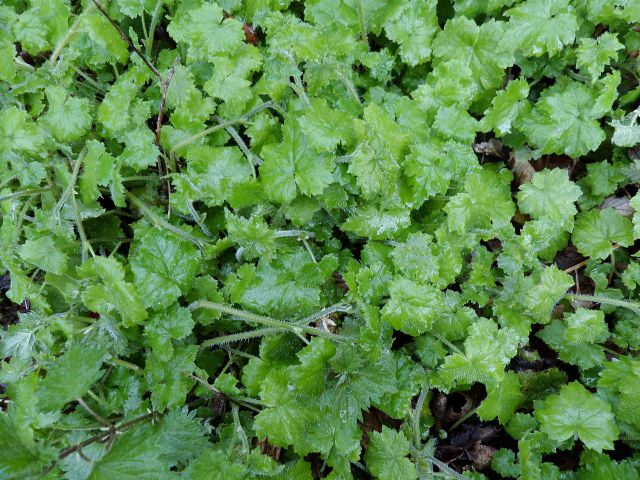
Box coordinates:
[221,121,259,176]
[170,119,244,153]
[125,190,206,249]
[0,187,53,203]
[108,357,143,375]
[449,406,478,431]
[354,0,369,49]
[200,328,286,350]
[50,3,94,65]
[294,302,352,325]
[145,0,163,54]
[54,150,85,221]
[567,294,640,321]
[433,332,464,355]
[412,449,467,480]
[274,229,314,238]
[183,372,263,412]
[122,176,158,182]
[170,101,274,154]
[71,192,95,262]
[189,301,345,342]
[140,9,148,43]
[412,387,429,447]
[76,397,112,428]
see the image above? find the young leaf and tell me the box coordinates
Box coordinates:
[535,381,618,452]
[364,426,417,480]
[130,228,201,310]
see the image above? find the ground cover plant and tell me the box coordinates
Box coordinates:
[2,0,640,478]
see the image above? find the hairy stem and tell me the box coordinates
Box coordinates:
[354,0,369,49]
[567,293,640,323]
[200,328,286,349]
[125,190,206,249]
[50,2,95,65]
[189,301,345,342]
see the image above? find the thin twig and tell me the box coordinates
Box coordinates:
[44,411,158,475]
[183,372,263,412]
[563,244,620,274]
[91,0,162,82]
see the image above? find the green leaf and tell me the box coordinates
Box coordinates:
[564,308,608,344]
[14,0,70,55]
[79,256,148,327]
[364,426,417,480]
[80,140,115,204]
[145,344,197,410]
[576,450,639,480]
[203,45,262,116]
[37,344,106,412]
[523,265,574,324]
[632,193,640,239]
[538,320,605,369]
[214,373,242,396]
[390,233,440,283]
[576,32,623,82]
[517,78,610,157]
[156,408,210,467]
[227,249,336,318]
[381,278,444,336]
[611,118,640,148]
[88,423,170,480]
[167,3,245,62]
[75,11,129,65]
[130,228,201,310]
[299,98,354,152]
[254,369,314,448]
[403,139,479,202]
[598,357,640,430]
[480,78,530,136]
[144,304,195,362]
[432,17,514,98]
[384,0,438,66]
[342,205,411,240]
[17,236,68,275]
[175,146,254,207]
[225,209,276,261]
[261,120,334,203]
[42,86,93,142]
[535,381,618,452]
[477,371,524,425]
[182,450,247,480]
[505,0,578,57]
[445,167,515,237]
[436,318,519,390]
[517,168,581,227]
[0,412,53,478]
[572,208,634,259]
